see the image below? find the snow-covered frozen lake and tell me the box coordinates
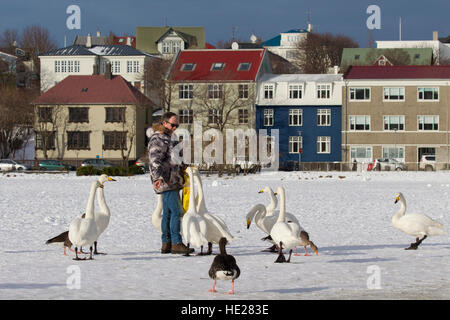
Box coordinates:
[0,170,449,300]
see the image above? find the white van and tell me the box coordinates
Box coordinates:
[419,155,436,171]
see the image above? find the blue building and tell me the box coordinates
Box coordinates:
[255,74,343,169]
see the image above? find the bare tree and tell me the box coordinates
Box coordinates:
[294,32,358,73]
[142,57,171,110]
[20,25,57,75]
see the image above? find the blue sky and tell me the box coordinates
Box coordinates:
[0,0,448,48]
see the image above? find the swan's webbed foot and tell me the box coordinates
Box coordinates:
[262,244,277,252]
[275,242,286,263]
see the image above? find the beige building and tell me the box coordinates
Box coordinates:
[343,65,450,170]
[33,73,154,165]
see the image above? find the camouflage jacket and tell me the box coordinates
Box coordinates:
[147,125,185,194]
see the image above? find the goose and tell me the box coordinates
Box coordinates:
[393,192,447,250]
[45,231,74,256]
[181,166,208,256]
[208,237,240,294]
[91,174,116,255]
[269,186,304,263]
[68,178,100,260]
[191,167,235,255]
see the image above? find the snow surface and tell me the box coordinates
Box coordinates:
[0,170,449,300]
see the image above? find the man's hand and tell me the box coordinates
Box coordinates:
[153,179,162,190]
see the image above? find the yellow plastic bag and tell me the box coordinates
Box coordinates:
[182,174,190,214]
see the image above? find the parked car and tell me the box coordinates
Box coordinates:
[234,156,261,174]
[419,155,436,171]
[81,158,117,170]
[135,154,149,171]
[373,158,407,171]
[39,160,76,171]
[0,159,30,171]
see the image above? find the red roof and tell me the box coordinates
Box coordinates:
[34,75,153,105]
[205,42,216,49]
[345,65,450,79]
[167,49,267,82]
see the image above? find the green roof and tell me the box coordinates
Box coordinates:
[340,48,433,68]
[136,26,205,54]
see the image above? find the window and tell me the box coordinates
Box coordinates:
[349,88,370,101]
[238,84,249,99]
[418,115,439,131]
[418,87,439,101]
[349,115,370,131]
[133,61,139,73]
[55,61,60,73]
[74,61,80,72]
[178,109,193,124]
[35,131,55,150]
[238,109,249,124]
[383,147,404,160]
[162,41,170,54]
[69,107,89,123]
[351,147,372,160]
[68,61,74,73]
[264,109,274,126]
[181,63,196,71]
[38,107,53,122]
[211,62,225,71]
[208,84,223,99]
[264,84,274,99]
[289,109,302,126]
[317,136,331,154]
[317,84,331,99]
[237,63,251,71]
[178,84,193,99]
[67,131,90,150]
[383,87,405,101]
[289,84,303,99]
[317,109,331,126]
[61,61,67,73]
[354,55,360,60]
[127,61,133,73]
[105,107,125,122]
[289,136,303,154]
[112,61,120,74]
[383,115,405,131]
[208,109,222,124]
[104,131,127,150]
[286,51,296,59]
[173,41,181,53]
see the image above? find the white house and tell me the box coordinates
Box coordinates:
[39,40,156,93]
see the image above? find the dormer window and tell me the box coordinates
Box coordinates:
[181,63,196,71]
[237,63,251,71]
[211,62,225,71]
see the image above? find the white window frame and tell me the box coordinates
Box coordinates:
[181,63,196,71]
[178,109,193,124]
[178,84,194,100]
[288,84,303,99]
[349,87,371,101]
[317,83,331,99]
[112,61,120,74]
[264,84,274,100]
[349,115,370,131]
[238,108,249,124]
[211,62,225,71]
[350,146,372,162]
[383,115,405,131]
[418,115,439,131]
[264,109,274,126]
[55,61,60,73]
[317,109,331,126]
[418,87,439,101]
[289,109,302,126]
[382,146,405,161]
[238,84,249,99]
[127,61,133,73]
[289,136,303,154]
[208,84,223,99]
[317,136,331,154]
[237,63,251,71]
[383,87,405,101]
[133,61,139,73]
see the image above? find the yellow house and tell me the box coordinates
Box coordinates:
[33,73,155,165]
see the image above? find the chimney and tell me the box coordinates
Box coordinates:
[104,62,112,80]
[307,23,313,33]
[433,31,438,41]
[334,65,340,74]
[97,30,101,37]
[126,37,131,46]
[86,33,92,48]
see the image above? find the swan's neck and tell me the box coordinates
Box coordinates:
[277,189,286,223]
[246,204,266,222]
[266,191,277,215]
[96,186,110,216]
[187,170,197,214]
[393,197,406,223]
[194,175,207,213]
[85,181,97,219]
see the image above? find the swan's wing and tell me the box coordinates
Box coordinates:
[203,212,235,240]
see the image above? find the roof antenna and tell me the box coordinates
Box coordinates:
[399,17,402,40]
[165,17,168,27]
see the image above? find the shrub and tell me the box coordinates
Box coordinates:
[76,165,101,176]
[128,164,145,175]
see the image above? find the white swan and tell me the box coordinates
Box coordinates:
[393,192,447,250]
[192,167,235,254]
[181,167,208,255]
[151,194,163,232]
[68,179,99,260]
[92,174,116,254]
[246,186,302,252]
[269,186,304,263]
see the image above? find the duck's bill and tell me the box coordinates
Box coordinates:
[108,177,116,181]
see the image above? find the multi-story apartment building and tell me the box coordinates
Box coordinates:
[343,65,450,169]
[256,73,343,168]
[33,72,154,164]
